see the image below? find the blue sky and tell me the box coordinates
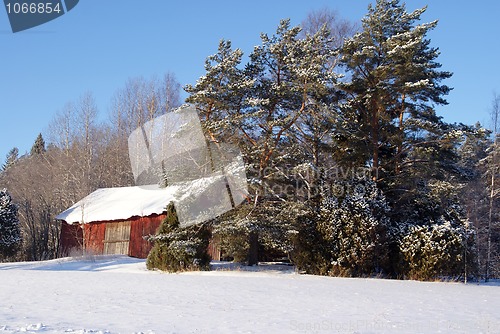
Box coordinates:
[1,1,499,159]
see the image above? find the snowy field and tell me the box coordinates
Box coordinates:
[0,256,499,334]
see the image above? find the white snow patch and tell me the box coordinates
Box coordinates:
[0,256,499,333]
[55,185,178,225]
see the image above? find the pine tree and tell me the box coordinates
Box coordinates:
[184,5,475,278]
[336,1,479,280]
[30,133,46,156]
[459,123,490,181]
[185,39,251,146]
[338,0,452,182]
[0,188,21,259]
[244,19,337,195]
[187,19,338,263]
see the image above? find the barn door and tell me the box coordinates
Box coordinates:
[103,222,131,255]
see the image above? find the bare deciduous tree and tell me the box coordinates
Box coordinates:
[301,7,358,70]
[485,93,500,281]
[110,72,181,140]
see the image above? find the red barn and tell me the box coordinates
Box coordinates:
[56,185,178,258]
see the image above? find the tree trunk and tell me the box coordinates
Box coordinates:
[486,97,498,282]
[396,95,405,174]
[485,140,496,281]
[247,231,259,266]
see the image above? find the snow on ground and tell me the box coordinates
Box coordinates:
[0,256,499,334]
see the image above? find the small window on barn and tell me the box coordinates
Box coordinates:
[103,221,131,255]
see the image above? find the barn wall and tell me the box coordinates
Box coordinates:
[129,214,166,258]
[60,213,222,260]
[59,222,83,257]
[84,222,106,255]
[208,235,221,261]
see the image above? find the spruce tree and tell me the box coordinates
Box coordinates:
[146,203,211,272]
[399,222,467,280]
[0,188,21,259]
[2,147,19,171]
[337,1,477,280]
[30,133,46,156]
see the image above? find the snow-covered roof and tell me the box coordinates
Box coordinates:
[56,185,177,225]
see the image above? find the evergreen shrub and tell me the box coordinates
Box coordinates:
[146,203,211,272]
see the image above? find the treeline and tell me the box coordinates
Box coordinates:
[0,0,498,281]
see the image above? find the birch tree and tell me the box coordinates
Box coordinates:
[484,94,500,280]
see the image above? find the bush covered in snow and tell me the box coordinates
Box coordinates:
[291,179,391,276]
[213,202,307,264]
[290,212,331,275]
[387,177,477,280]
[318,179,391,276]
[399,222,472,280]
[287,178,477,281]
[146,203,211,272]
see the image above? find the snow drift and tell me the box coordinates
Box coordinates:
[0,256,499,333]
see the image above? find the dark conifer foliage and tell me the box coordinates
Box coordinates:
[185,0,489,280]
[146,203,211,272]
[0,188,21,259]
[30,133,46,156]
